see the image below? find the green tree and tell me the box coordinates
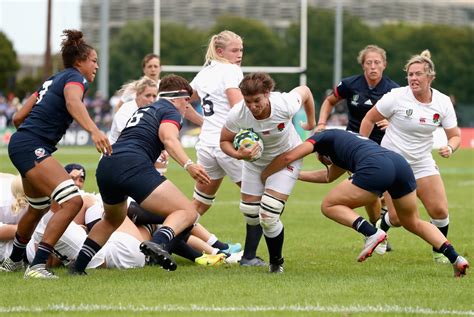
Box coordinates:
[0,32,19,94]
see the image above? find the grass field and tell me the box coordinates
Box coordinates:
[0,146,473,317]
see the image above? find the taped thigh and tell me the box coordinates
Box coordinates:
[193,187,215,206]
[240,201,260,226]
[51,179,81,205]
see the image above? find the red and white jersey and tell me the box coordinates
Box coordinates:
[191,61,243,147]
[225,91,303,169]
[377,86,457,164]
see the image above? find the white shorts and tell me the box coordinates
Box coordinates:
[410,157,440,180]
[96,231,145,269]
[241,159,302,196]
[196,144,242,182]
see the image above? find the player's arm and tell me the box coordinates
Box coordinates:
[360,106,386,137]
[225,88,243,108]
[316,93,341,131]
[299,164,346,183]
[291,86,316,131]
[12,93,37,128]
[439,127,461,158]
[261,141,314,183]
[65,84,112,155]
[159,122,210,184]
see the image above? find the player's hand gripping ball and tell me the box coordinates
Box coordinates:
[233,129,264,162]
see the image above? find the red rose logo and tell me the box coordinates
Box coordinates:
[277,123,285,131]
[432,113,440,123]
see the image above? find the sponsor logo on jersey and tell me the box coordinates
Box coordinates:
[419,117,426,124]
[286,165,294,172]
[277,123,285,131]
[364,99,373,105]
[432,113,440,124]
[262,130,270,135]
[34,147,47,159]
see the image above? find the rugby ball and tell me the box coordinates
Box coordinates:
[233,129,264,162]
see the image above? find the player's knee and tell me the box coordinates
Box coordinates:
[259,193,285,238]
[427,206,449,219]
[193,187,215,214]
[240,201,260,226]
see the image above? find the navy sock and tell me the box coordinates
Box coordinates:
[152,226,175,245]
[31,242,54,266]
[380,212,391,232]
[10,233,29,262]
[433,224,449,252]
[243,224,263,259]
[352,217,377,237]
[74,238,102,272]
[439,241,458,263]
[212,240,228,250]
[170,239,202,262]
[264,227,284,264]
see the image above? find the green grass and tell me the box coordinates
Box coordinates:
[0,146,473,316]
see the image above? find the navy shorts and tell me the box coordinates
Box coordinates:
[351,152,416,199]
[8,131,57,177]
[96,154,167,205]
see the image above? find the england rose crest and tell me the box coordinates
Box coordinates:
[432,113,440,124]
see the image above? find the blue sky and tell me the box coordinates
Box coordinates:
[0,0,81,55]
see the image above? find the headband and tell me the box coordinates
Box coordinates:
[158,90,190,100]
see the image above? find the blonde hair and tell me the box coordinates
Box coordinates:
[404,49,436,78]
[117,76,157,98]
[10,175,27,215]
[357,45,387,65]
[204,30,242,65]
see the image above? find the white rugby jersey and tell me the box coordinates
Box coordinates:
[109,99,139,145]
[191,61,244,147]
[225,91,303,169]
[377,86,457,164]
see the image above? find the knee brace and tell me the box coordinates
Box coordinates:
[240,201,260,226]
[259,193,285,238]
[193,187,215,206]
[51,179,81,205]
[26,195,51,210]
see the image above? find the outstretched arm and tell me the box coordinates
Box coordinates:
[360,106,385,137]
[261,141,314,183]
[291,86,316,131]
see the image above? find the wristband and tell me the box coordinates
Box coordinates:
[183,159,194,170]
[447,144,454,154]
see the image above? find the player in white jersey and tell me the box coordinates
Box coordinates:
[189,30,251,263]
[0,174,27,265]
[360,50,461,263]
[220,72,316,273]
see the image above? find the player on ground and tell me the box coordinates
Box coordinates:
[261,129,468,277]
[220,72,316,273]
[0,29,111,279]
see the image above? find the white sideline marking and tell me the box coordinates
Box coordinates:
[0,304,473,315]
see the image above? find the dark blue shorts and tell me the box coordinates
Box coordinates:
[96,154,167,205]
[8,131,57,177]
[351,152,416,199]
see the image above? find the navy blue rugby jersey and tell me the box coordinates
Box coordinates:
[306,129,390,172]
[112,99,183,162]
[18,68,88,144]
[334,74,398,144]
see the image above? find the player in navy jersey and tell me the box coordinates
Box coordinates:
[69,74,211,274]
[261,129,468,277]
[316,45,399,244]
[1,30,111,279]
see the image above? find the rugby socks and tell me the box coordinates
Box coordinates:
[170,239,202,262]
[152,226,175,245]
[439,241,458,263]
[127,201,166,225]
[242,224,263,260]
[74,238,102,272]
[10,233,29,262]
[352,217,377,237]
[264,227,284,264]
[431,217,449,253]
[31,242,54,266]
[206,234,228,250]
[380,211,392,232]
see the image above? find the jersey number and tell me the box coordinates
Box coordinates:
[36,80,53,103]
[125,108,149,128]
[202,94,214,117]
